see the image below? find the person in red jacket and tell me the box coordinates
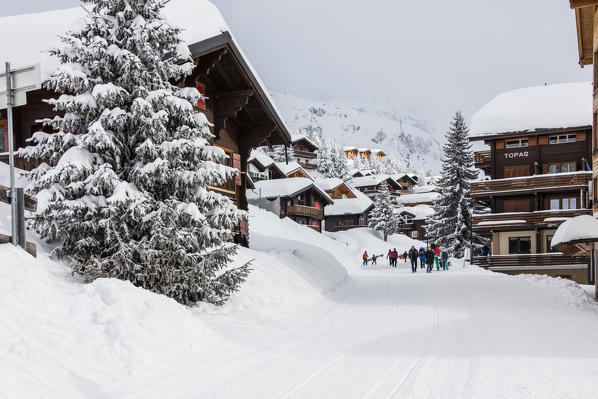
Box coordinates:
[391,248,399,267]
[433,245,441,270]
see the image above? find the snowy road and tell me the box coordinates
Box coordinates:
[127,269,598,399]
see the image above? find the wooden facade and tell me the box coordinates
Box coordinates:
[470,126,593,284]
[0,32,291,213]
[292,137,318,170]
[325,213,369,232]
[397,210,427,240]
[279,187,332,232]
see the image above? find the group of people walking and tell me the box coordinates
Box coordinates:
[363,244,449,273]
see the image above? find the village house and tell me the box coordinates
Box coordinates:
[0,0,292,217]
[350,175,403,205]
[247,178,333,232]
[273,162,312,179]
[397,205,434,241]
[291,135,319,170]
[469,82,593,283]
[312,178,373,232]
[391,174,419,193]
[371,149,386,160]
[358,148,371,160]
[344,146,359,159]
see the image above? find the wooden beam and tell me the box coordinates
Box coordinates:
[0,184,37,212]
[0,235,37,257]
[570,0,598,8]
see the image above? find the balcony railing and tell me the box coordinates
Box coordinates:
[474,150,491,165]
[473,254,590,269]
[287,204,324,219]
[298,161,317,170]
[294,150,317,159]
[471,171,592,198]
[473,208,592,231]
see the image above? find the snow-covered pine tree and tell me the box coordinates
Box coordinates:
[331,144,350,181]
[368,181,400,241]
[317,139,336,178]
[425,111,487,257]
[265,145,293,163]
[20,0,250,305]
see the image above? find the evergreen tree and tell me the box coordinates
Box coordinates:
[426,111,487,257]
[331,144,351,181]
[266,145,293,163]
[317,139,336,178]
[20,0,250,305]
[368,181,399,241]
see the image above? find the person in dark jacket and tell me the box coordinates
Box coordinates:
[425,247,435,273]
[418,247,426,268]
[391,248,399,267]
[408,245,419,273]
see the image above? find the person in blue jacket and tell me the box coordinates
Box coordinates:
[418,247,426,268]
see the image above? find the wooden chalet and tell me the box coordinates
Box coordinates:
[247,178,333,232]
[273,162,312,179]
[392,174,418,193]
[397,205,433,240]
[469,83,593,283]
[358,148,372,160]
[291,135,318,170]
[371,149,386,160]
[350,175,402,205]
[0,1,291,216]
[247,152,285,181]
[316,178,374,232]
[344,146,358,159]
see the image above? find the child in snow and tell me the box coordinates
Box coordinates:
[433,244,441,271]
[387,249,393,266]
[372,254,378,265]
[419,247,426,269]
[363,251,368,266]
[402,251,408,263]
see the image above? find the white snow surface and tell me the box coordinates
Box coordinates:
[324,188,373,216]
[471,82,593,137]
[396,191,439,205]
[397,204,435,220]
[552,215,598,247]
[247,177,331,204]
[350,174,393,188]
[274,161,309,177]
[3,196,598,397]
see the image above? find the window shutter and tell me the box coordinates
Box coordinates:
[196,82,206,110]
[233,153,242,186]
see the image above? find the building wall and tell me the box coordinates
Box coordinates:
[499,268,589,284]
[492,229,558,255]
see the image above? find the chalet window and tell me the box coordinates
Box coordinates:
[548,197,577,210]
[403,215,413,224]
[547,162,576,174]
[546,235,558,253]
[411,231,418,239]
[509,237,531,254]
[548,134,576,144]
[505,139,528,148]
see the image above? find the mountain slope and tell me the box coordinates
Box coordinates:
[272,92,443,172]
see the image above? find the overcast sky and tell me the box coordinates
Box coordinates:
[2,0,591,132]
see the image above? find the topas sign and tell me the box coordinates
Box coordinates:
[504,151,529,159]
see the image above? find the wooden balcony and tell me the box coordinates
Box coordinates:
[474,150,491,168]
[473,254,590,269]
[298,161,317,170]
[471,171,592,198]
[294,150,317,159]
[473,208,592,231]
[287,204,324,219]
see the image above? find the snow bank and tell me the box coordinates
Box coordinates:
[552,214,598,247]
[471,82,592,137]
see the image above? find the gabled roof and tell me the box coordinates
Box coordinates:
[274,161,311,178]
[291,134,319,150]
[397,192,439,205]
[397,205,434,221]
[0,0,292,144]
[247,177,333,204]
[314,177,345,192]
[343,146,358,152]
[248,151,275,170]
[470,82,592,140]
[570,2,595,67]
[350,175,402,190]
[391,174,418,185]
[325,188,373,216]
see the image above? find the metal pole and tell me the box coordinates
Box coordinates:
[16,188,25,250]
[5,62,17,246]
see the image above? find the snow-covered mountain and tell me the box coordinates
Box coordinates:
[272,92,444,172]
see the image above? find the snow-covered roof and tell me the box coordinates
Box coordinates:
[390,173,418,184]
[291,134,319,149]
[314,177,345,192]
[552,215,598,247]
[397,205,434,221]
[397,192,439,205]
[371,149,384,154]
[325,189,373,216]
[248,151,275,169]
[343,146,358,151]
[275,161,310,177]
[247,177,333,204]
[470,82,593,138]
[358,148,371,153]
[0,0,292,144]
[351,175,397,188]
[0,0,227,80]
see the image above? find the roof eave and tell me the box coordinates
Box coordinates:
[188,32,292,146]
[469,125,592,142]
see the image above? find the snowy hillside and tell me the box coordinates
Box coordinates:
[272,92,444,172]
